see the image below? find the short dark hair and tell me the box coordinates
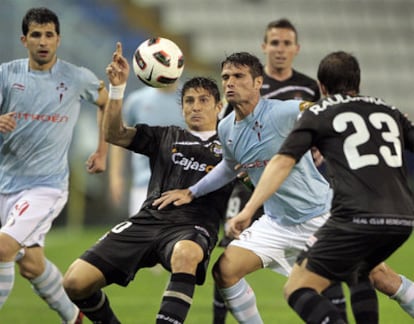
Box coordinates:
[317,51,360,95]
[264,18,298,43]
[180,77,221,104]
[22,7,60,36]
[221,52,264,80]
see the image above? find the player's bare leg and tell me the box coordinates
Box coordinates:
[370,262,414,317]
[156,240,203,323]
[17,245,81,323]
[63,259,120,324]
[213,246,263,324]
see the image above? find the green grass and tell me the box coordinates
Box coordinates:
[2,226,414,323]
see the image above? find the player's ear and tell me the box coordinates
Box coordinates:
[319,82,328,97]
[254,75,263,90]
[20,35,27,48]
[215,100,223,115]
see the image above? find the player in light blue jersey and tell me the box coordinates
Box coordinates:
[109,84,186,216]
[0,7,108,324]
[154,52,414,323]
[154,52,342,323]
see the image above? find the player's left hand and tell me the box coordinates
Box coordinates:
[225,208,254,239]
[85,152,107,173]
[152,189,194,210]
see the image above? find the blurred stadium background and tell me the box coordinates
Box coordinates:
[1,0,413,226]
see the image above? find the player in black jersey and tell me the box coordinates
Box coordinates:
[236,51,414,323]
[260,18,320,102]
[62,43,232,324]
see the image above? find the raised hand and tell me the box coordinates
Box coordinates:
[106,42,130,86]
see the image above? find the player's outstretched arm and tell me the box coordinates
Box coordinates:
[104,42,136,148]
[86,81,109,173]
[236,153,296,224]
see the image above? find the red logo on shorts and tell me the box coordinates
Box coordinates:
[15,201,30,216]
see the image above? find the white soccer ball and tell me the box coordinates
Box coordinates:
[132,37,185,88]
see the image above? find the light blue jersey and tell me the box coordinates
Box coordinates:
[0,59,101,193]
[124,86,185,188]
[218,98,332,225]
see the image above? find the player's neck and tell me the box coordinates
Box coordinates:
[265,66,293,82]
[28,56,58,72]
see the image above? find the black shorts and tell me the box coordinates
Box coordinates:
[297,219,412,285]
[80,217,216,286]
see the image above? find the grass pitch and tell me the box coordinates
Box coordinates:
[2,226,413,323]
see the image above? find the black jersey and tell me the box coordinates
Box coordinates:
[261,69,320,101]
[279,94,414,228]
[126,124,232,231]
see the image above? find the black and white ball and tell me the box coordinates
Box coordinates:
[132,37,184,88]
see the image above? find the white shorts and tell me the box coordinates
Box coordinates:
[230,213,330,276]
[0,187,68,247]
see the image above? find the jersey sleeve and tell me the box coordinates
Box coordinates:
[127,124,163,156]
[189,159,237,198]
[78,66,101,104]
[270,99,302,138]
[278,108,316,161]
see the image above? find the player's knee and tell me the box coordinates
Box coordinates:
[212,254,237,288]
[0,234,21,261]
[63,262,98,299]
[63,271,89,299]
[171,240,204,272]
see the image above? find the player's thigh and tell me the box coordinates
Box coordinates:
[214,245,262,281]
[0,187,67,247]
[64,258,106,296]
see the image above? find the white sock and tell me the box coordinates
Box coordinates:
[391,275,414,317]
[30,259,78,321]
[219,278,263,324]
[0,261,15,309]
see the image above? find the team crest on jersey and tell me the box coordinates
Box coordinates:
[252,120,263,141]
[56,82,68,103]
[208,141,222,157]
[299,101,315,112]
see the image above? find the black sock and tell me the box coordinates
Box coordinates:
[288,287,346,324]
[73,290,121,324]
[156,273,196,324]
[322,282,348,322]
[350,279,378,323]
[213,284,227,324]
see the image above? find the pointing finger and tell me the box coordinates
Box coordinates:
[116,42,122,56]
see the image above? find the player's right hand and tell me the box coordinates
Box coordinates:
[0,112,17,133]
[106,42,129,86]
[225,208,254,239]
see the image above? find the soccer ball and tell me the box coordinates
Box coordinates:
[132,37,185,88]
